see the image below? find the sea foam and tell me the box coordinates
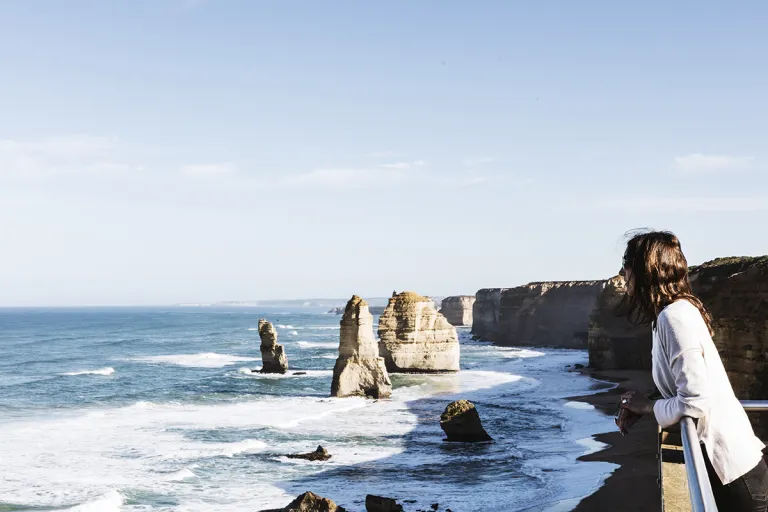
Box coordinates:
[297,341,338,349]
[65,490,124,511]
[62,367,115,376]
[133,353,258,368]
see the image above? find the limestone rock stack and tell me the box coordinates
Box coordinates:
[377,291,460,373]
[330,296,392,398]
[258,319,288,374]
[440,295,475,326]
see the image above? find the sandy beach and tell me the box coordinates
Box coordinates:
[571,368,661,512]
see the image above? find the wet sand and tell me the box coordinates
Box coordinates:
[570,368,661,512]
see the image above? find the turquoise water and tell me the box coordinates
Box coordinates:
[0,307,617,511]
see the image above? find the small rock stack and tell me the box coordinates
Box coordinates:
[440,399,493,442]
[258,319,289,374]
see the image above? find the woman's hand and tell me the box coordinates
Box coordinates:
[620,390,654,416]
[615,407,641,436]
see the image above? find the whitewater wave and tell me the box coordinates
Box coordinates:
[133,353,258,368]
[276,324,296,329]
[564,401,594,410]
[160,467,197,481]
[247,327,259,331]
[297,341,338,349]
[65,490,124,511]
[237,368,333,379]
[220,439,268,457]
[62,367,115,376]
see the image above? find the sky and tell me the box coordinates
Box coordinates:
[1,1,767,306]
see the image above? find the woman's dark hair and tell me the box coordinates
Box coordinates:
[620,229,714,336]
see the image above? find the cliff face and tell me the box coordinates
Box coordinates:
[440,296,475,326]
[589,257,768,400]
[690,257,768,401]
[330,296,391,398]
[471,288,508,340]
[377,291,460,373]
[588,276,652,370]
[495,281,607,348]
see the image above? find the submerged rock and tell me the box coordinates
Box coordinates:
[377,291,460,373]
[365,495,404,512]
[331,296,392,398]
[258,319,288,374]
[260,491,346,512]
[439,399,492,442]
[286,445,331,461]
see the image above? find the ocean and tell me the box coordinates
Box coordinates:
[0,307,618,511]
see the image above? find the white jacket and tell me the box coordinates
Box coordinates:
[652,299,765,485]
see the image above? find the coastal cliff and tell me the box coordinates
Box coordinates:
[691,257,768,400]
[496,281,606,348]
[587,276,652,370]
[377,291,460,373]
[440,296,475,326]
[472,288,508,340]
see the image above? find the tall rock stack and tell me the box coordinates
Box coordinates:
[258,319,288,374]
[377,291,460,373]
[440,295,476,326]
[330,296,392,398]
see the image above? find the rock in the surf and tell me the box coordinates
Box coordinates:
[286,445,332,461]
[439,399,493,442]
[258,319,288,374]
[365,495,404,512]
[377,291,460,373]
[259,491,347,512]
[330,296,392,398]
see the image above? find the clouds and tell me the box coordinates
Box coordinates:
[0,135,140,180]
[377,160,426,170]
[674,153,756,172]
[283,158,490,189]
[179,162,238,177]
[462,156,497,167]
[600,196,768,212]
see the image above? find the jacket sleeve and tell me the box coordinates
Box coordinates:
[652,306,712,428]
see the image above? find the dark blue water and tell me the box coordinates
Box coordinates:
[0,307,617,511]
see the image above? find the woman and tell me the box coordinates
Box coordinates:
[617,229,768,510]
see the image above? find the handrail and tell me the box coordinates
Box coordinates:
[740,400,768,411]
[676,401,767,511]
[679,416,718,511]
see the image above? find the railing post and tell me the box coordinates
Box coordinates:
[679,417,718,511]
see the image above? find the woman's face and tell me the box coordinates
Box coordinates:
[619,253,635,295]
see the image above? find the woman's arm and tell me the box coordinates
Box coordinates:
[653,306,712,428]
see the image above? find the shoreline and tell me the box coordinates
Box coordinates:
[569,367,660,511]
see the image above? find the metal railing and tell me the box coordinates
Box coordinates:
[679,400,768,512]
